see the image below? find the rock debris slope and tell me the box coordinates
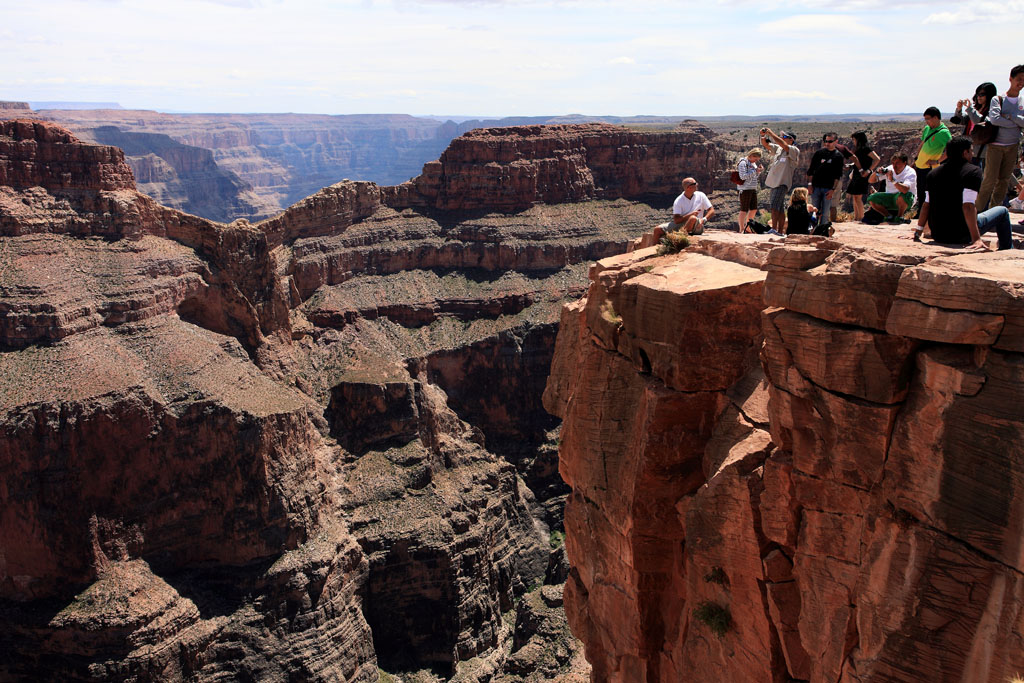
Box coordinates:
[1,119,723,681]
[545,225,1024,682]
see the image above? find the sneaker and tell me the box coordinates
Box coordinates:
[1010,198,1024,211]
[768,229,782,236]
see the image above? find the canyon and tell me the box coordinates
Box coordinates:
[3,111,1018,683]
[0,118,718,681]
[20,107,693,224]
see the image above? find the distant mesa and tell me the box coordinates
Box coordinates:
[30,101,123,110]
[0,101,31,111]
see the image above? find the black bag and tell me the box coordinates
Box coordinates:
[812,221,832,237]
[746,219,768,234]
[970,96,1001,147]
[862,209,885,225]
[971,121,998,146]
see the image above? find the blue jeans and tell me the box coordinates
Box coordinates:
[811,186,832,222]
[978,205,1014,250]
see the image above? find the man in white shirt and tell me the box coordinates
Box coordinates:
[672,177,716,234]
[867,153,918,221]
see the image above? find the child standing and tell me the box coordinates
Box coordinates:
[737,149,763,233]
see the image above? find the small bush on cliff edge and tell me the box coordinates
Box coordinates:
[656,232,690,255]
[600,301,621,325]
[549,530,565,549]
[694,600,731,637]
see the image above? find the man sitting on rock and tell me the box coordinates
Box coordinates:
[671,177,716,235]
[915,135,1013,250]
[866,153,917,222]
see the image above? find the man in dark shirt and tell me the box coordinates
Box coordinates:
[916,135,1013,250]
[806,132,845,222]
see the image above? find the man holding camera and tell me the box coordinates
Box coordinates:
[866,153,917,222]
[761,127,799,234]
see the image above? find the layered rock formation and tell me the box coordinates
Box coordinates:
[387,123,721,212]
[87,125,272,222]
[546,225,1024,681]
[2,118,728,680]
[0,119,383,681]
[24,110,468,221]
[19,110,724,223]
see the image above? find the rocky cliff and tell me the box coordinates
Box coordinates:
[25,110,470,221]
[22,110,723,224]
[87,125,273,222]
[1,119,726,681]
[545,225,1024,681]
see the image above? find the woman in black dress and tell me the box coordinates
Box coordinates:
[846,131,880,221]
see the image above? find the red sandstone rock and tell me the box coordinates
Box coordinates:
[548,223,1024,682]
[395,123,722,212]
[3,119,604,681]
[0,119,135,192]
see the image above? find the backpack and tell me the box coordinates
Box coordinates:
[862,208,885,225]
[730,170,743,185]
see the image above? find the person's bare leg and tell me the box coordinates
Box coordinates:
[896,196,908,218]
[771,209,784,232]
[683,216,699,234]
[738,210,748,233]
[869,201,889,218]
[852,194,864,220]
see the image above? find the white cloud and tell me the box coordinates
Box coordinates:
[608,56,636,65]
[924,0,1024,23]
[741,89,835,100]
[758,13,879,35]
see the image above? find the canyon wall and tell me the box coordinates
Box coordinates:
[17,108,722,223]
[545,225,1024,681]
[1,118,726,680]
[0,119,378,681]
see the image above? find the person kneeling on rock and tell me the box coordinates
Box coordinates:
[672,177,716,235]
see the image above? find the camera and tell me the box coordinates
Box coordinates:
[875,166,893,177]
[760,128,768,135]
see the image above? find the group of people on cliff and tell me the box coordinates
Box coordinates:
[671,64,1024,251]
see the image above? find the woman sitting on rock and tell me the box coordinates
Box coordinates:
[786,187,817,235]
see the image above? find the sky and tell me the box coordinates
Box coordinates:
[2,0,1022,117]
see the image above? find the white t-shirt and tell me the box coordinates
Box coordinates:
[672,190,713,218]
[885,165,918,196]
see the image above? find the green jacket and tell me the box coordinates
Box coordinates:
[915,123,951,169]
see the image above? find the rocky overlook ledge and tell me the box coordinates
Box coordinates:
[544,225,1024,682]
